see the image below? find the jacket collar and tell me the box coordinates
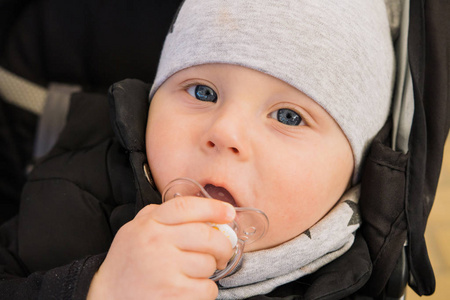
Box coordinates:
[108,79,161,212]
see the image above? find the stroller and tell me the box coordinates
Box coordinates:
[0,0,448,299]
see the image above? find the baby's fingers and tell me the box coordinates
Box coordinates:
[179,251,217,279]
[139,197,235,225]
[174,222,235,270]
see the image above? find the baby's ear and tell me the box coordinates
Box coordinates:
[108,79,151,152]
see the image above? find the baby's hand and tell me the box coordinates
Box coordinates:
[87,197,235,300]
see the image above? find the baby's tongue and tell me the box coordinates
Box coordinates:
[204,184,237,207]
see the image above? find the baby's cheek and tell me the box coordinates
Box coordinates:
[265,206,305,244]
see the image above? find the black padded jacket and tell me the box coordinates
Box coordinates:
[0,79,373,300]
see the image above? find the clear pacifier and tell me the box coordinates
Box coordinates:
[162,177,269,281]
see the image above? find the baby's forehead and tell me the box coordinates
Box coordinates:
[169,63,307,93]
[166,63,312,99]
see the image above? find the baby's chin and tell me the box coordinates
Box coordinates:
[244,238,278,253]
[240,230,276,252]
[245,227,311,252]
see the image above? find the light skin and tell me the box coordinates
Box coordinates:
[87,64,353,299]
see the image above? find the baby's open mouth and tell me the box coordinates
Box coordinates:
[204,184,237,207]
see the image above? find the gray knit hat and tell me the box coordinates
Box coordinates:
[150,0,395,183]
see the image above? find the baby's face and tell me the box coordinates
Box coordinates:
[146,64,353,251]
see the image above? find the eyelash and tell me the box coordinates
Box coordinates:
[181,81,217,95]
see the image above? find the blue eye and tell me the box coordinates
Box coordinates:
[270,108,302,126]
[187,85,218,102]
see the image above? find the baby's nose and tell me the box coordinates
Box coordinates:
[206,140,239,154]
[201,109,251,160]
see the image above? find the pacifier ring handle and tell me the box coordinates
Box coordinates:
[209,239,245,281]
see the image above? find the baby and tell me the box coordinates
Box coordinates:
[88,0,394,299]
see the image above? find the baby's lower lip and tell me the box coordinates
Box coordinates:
[203,184,237,207]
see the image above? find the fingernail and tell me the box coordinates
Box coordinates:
[225,204,236,220]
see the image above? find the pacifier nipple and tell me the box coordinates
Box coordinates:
[162,177,269,281]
